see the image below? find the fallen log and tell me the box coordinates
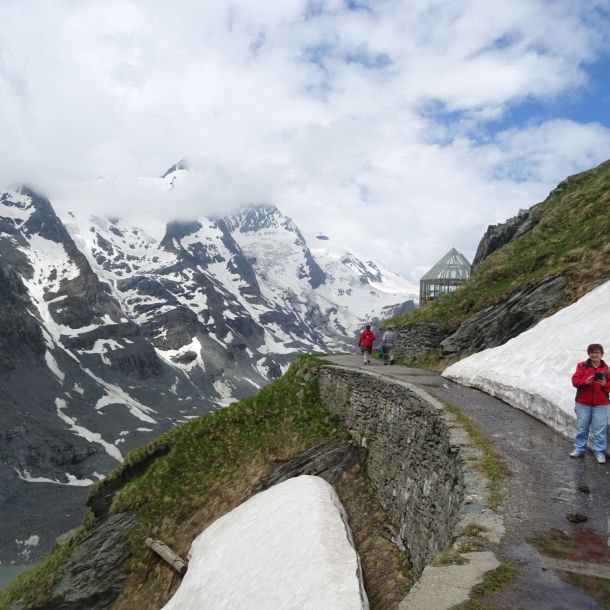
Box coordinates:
[145,537,188,576]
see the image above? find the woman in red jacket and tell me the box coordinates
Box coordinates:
[358,324,376,365]
[570,343,609,463]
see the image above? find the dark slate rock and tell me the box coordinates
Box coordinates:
[472,207,539,269]
[106,342,164,380]
[301,247,327,288]
[0,261,46,371]
[9,513,137,610]
[159,220,203,250]
[116,275,180,304]
[259,439,362,490]
[141,306,203,350]
[441,275,568,356]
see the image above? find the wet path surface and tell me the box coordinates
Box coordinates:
[327,355,610,609]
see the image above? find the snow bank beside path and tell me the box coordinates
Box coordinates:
[443,280,610,439]
[162,475,368,610]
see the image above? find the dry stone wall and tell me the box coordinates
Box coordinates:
[318,365,466,577]
[392,323,449,361]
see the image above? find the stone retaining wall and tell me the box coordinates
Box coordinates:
[318,365,467,577]
[393,323,449,361]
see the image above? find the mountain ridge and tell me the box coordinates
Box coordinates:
[0,170,416,563]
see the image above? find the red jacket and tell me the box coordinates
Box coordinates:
[358,329,376,348]
[572,359,609,406]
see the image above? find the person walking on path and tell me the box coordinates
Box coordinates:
[570,343,609,463]
[358,324,376,365]
[381,327,396,365]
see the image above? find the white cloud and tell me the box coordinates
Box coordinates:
[1,0,610,282]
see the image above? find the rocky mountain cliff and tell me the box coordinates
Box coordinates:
[0,169,416,563]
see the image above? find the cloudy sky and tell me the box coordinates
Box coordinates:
[2,0,610,282]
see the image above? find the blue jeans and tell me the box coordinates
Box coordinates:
[574,403,609,455]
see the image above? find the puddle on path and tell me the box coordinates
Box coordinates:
[530,528,610,608]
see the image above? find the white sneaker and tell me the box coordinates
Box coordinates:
[595,453,606,464]
[569,450,584,457]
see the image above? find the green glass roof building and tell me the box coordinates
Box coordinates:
[419,247,471,306]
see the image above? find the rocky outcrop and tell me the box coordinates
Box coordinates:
[0,261,45,371]
[472,207,538,269]
[259,439,361,489]
[441,276,568,356]
[9,513,137,610]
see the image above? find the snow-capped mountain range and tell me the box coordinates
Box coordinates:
[0,163,416,562]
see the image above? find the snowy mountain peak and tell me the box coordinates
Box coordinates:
[1,186,72,244]
[0,188,36,232]
[222,204,302,238]
[341,255,383,284]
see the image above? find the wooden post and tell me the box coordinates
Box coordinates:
[145,538,188,576]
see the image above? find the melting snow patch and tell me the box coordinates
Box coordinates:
[95,390,157,423]
[212,378,236,407]
[162,476,368,610]
[16,535,40,560]
[55,398,123,462]
[45,350,65,382]
[155,337,205,372]
[14,468,94,487]
[244,378,262,389]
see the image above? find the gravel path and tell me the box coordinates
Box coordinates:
[327,355,610,610]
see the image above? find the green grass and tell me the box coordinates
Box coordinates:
[0,355,341,610]
[443,403,508,511]
[459,522,490,537]
[389,158,610,333]
[104,356,337,515]
[432,548,467,566]
[453,562,521,609]
[472,562,520,595]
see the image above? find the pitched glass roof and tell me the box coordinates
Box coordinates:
[420,247,471,281]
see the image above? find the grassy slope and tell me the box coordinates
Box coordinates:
[390,158,610,331]
[0,356,342,610]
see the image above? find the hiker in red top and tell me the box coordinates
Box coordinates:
[570,343,609,463]
[358,324,376,365]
